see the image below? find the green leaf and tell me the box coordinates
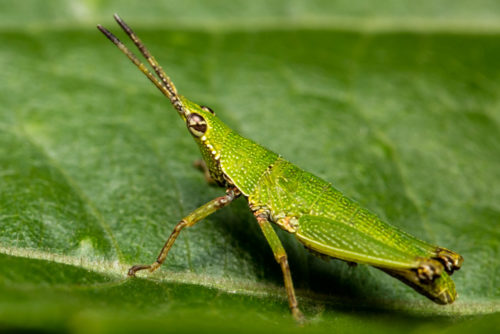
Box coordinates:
[1,1,499,333]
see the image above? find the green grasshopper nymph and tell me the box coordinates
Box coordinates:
[97,15,463,321]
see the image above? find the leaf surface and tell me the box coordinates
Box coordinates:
[1,1,499,332]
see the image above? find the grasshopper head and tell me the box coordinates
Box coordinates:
[178,97,231,184]
[179,96,228,140]
[177,97,215,135]
[97,15,231,184]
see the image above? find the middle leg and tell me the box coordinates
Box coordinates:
[254,212,304,322]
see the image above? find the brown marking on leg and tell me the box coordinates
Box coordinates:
[277,255,305,324]
[128,218,189,277]
[127,264,151,276]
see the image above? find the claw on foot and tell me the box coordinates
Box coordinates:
[128,261,161,277]
[292,307,306,325]
[127,264,151,277]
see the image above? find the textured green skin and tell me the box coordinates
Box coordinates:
[180,96,457,304]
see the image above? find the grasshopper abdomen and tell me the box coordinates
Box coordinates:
[240,156,462,304]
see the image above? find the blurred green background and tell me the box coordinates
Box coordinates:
[0,1,499,333]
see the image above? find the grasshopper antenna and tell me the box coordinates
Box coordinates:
[97,15,185,115]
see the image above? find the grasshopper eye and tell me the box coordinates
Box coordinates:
[187,113,207,137]
[201,105,215,114]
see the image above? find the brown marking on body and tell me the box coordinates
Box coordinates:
[277,216,298,233]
